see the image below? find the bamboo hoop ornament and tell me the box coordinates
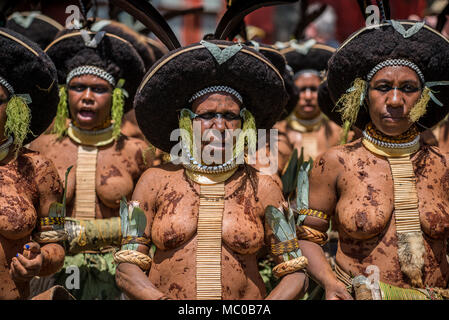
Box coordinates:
[296,225,328,245]
[113,249,152,271]
[272,256,308,278]
[32,229,68,243]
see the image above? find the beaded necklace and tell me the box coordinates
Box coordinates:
[287,112,324,133]
[362,122,420,157]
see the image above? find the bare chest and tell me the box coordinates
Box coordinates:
[286,126,339,159]
[0,166,38,239]
[48,144,137,211]
[335,153,449,240]
[151,180,265,254]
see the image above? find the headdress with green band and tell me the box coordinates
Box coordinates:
[52,68,127,140]
[336,21,449,139]
[177,84,257,172]
[0,75,33,158]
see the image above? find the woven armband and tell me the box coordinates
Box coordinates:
[266,205,308,278]
[121,236,152,248]
[33,229,68,243]
[296,225,328,246]
[272,256,308,278]
[40,216,65,227]
[115,198,152,271]
[33,202,68,243]
[297,208,330,222]
[271,238,300,256]
[113,249,152,271]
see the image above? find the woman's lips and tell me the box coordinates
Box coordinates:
[78,109,96,121]
[383,115,406,122]
[302,105,316,112]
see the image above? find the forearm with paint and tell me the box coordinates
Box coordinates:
[39,243,65,277]
[298,240,338,289]
[115,263,168,300]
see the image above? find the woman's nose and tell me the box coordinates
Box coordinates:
[304,88,313,99]
[210,117,226,131]
[386,88,403,107]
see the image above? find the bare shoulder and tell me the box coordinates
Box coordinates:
[256,168,283,199]
[327,119,342,131]
[313,138,364,173]
[28,133,61,151]
[20,148,52,169]
[326,119,344,137]
[136,162,184,188]
[258,172,282,192]
[415,145,449,170]
[20,148,62,192]
[273,120,288,133]
[119,135,149,152]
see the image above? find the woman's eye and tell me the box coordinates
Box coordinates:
[400,85,420,93]
[93,87,108,93]
[198,112,215,120]
[223,113,240,121]
[69,85,85,92]
[374,85,392,92]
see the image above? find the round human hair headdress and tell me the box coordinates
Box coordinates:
[135,40,288,153]
[276,39,335,79]
[327,20,449,131]
[45,30,144,112]
[245,40,299,120]
[144,37,168,61]
[0,27,59,153]
[90,19,157,71]
[6,11,63,49]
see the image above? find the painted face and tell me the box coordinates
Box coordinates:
[191,93,242,164]
[367,66,422,136]
[0,84,9,140]
[67,74,113,130]
[294,73,322,120]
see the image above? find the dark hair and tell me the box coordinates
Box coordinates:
[6,12,63,49]
[0,27,59,142]
[91,19,156,71]
[45,30,145,112]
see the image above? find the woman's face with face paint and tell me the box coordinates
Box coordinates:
[367,66,422,136]
[294,73,322,120]
[67,74,113,130]
[191,93,242,165]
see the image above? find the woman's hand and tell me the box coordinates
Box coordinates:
[324,280,353,300]
[9,242,43,283]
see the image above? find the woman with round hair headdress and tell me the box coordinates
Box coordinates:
[113,0,349,300]
[0,27,66,300]
[28,28,151,299]
[273,39,344,172]
[89,18,160,145]
[307,19,449,299]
